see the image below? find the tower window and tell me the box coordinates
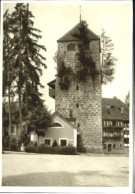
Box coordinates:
[76,85,79,90]
[76,103,79,108]
[67,43,76,51]
[78,123,80,128]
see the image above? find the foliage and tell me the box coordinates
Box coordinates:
[52,139,58,147]
[25,144,77,155]
[100,29,117,84]
[57,57,73,90]
[57,20,98,90]
[17,129,30,148]
[73,20,98,83]
[27,103,52,136]
[57,21,117,89]
[2,136,10,150]
[9,137,18,151]
[125,92,129,107]
[25,143,37,153]
[3,4,51,135]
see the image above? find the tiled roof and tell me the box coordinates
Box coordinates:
[102,98,129,121]
[57,22,100,42]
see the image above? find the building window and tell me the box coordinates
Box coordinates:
[60,139,68,146]
[112,121,116,126]
[124,130,129,135]
[45,139,51,146]
[120,144,122,148]
[113,144,116,149]
[124,138,129,144]
[76,85,79,90]
[51,122,63,128]
[78,123,80,128]
[76,103,79,108]
[67,43,76,51]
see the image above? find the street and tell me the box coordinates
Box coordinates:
[2,152,129,187]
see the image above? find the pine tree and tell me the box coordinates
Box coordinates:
[3,3,51,138]
[3,10,13,136]
[9,3,47,132]
[125,92,129,107]
[100,29,117,84]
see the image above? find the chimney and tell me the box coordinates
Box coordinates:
[113,96,117,99]
[120,104,124,114]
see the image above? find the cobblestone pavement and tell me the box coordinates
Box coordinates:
[2,152,129,187]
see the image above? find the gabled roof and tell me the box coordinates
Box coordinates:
[57,22,100,42]
[52,111,78,130]
[102,98,129,121]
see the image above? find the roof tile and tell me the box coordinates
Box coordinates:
[57,22,100,42]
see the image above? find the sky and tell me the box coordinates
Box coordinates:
[2,1,132,112]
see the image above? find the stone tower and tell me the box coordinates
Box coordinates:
[51,22,102,152]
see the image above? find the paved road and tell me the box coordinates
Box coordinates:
[2,152,129,187]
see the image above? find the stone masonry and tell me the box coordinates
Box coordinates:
[55,26,102,152]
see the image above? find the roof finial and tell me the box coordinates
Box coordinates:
[80,6,81,22]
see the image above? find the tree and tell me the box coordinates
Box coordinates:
[100,29,117,85]
[125,92,129,107]
[3,10,13,136]
[27,103,52,139]
[3,3,51,137]
[7,3,46,131]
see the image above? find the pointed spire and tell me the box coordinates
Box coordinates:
[80,6,81,22]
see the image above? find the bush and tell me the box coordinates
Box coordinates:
[25,144,77,155]
[9,137,18,151]
[2,136,10,150]
[52,140,58,147]
[57,146,77,155]
[17,130,30,149]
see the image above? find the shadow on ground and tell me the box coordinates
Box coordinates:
[2,170,129,187]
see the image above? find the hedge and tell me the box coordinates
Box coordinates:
[25,144,77,155]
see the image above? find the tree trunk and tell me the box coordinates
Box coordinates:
[7,73,12,136]
[24,3,29,134]
[18,6,22,135]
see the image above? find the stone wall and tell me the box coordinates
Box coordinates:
[55,40,102,152]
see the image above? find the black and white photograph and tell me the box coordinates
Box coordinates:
[1,0,132,191]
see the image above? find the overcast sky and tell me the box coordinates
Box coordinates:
[2,1,132,112]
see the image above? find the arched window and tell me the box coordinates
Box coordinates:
[51,121,63,128]
[67,43,76,51]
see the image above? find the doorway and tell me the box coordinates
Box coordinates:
[108,144,112,152]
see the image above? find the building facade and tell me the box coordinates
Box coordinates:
[102,97,129,153]
[30,112,78,147]
[49,22,102,152]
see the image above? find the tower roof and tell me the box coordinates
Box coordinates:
[57,22,100,42]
